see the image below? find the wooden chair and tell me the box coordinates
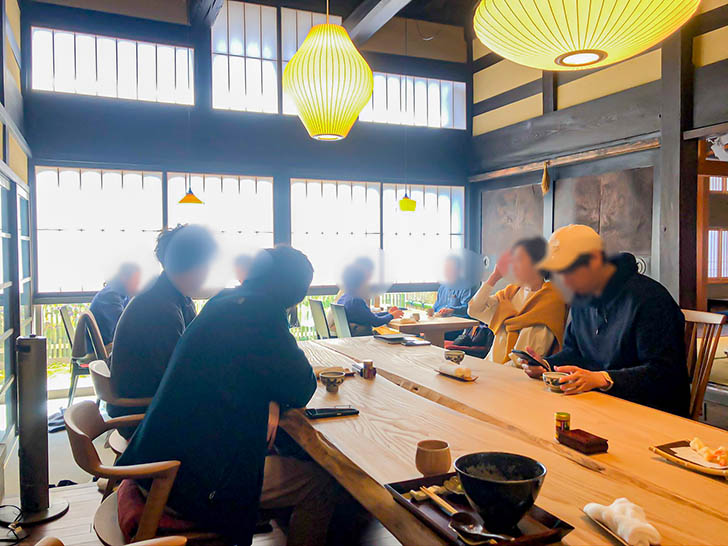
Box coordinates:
[60,306,91,407]
[66,310,109,406]
[683,309,726,420]
[330,304,352,338]
[64,401,222,546]
[90,360,153,457]
[309,299,331,339]
[35,536,187,546]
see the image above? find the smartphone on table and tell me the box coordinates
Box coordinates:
[304,406,360,419]
[511,350,551,371]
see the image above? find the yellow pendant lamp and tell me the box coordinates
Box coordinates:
[473,0,700,71]
[283,2,373,140]
[179,175,203,204]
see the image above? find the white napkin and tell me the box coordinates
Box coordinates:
[584,498,661,546]
[438,363,471,378]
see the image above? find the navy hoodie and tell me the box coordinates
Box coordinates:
[547,254,689,416]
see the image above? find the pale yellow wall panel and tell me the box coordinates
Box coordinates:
[557,49,661,110]
[6,0,21,49]
[38,0,188,24]
[473,60,541,103]
[8,134,27,184]
[697,0,728,13]
[361,18,466,63]
[5,38,21,93]
[693,26,728,67]
[472,39,491,60]
[473,93,543,136]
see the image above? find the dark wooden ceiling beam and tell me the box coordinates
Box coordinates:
[188,0,224,27]
[344,0,414,45]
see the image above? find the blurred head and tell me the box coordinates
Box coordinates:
[353,256,375,282]
[244,246,314,308]
[155,224,217,297]
[234,254,254,284]
[538,225,607,295]
[443,255,462,285]
[342,263,369,297]
[114,262,142,296]
[510,237,548,285]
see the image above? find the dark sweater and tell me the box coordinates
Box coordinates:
[108,272,196,418]
[547,254,689,416]
[337,293,392,330]
[89,280,129,345]
[117,285,316,545]
[433,284,477,317]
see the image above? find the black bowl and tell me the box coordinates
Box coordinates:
[454,452,547,532]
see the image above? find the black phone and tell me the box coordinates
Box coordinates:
[304,407,360,419]
[511,350,551,371]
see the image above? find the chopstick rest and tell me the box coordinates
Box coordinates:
[557,429,608,454]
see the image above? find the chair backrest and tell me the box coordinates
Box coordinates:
[73,311,109,361]
[64,400,111,476]
[36,537,187,546]
[682,308,726,420]
[330,304,352,338]
[59,306,75,348]
[90,359,153,408]
[309,299,331,339]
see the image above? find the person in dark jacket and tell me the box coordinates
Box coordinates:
[519,224,689,416]
[118,246,338,546]
[89,263,141,347]
[337,263,403,336]
[109,225,217,425]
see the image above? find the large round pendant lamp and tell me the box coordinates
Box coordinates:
[283,6,373,140]
[473,0,700,71]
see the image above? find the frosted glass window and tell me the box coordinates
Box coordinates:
[281,7,342,115]
[382,184,465,283]
[32,27,194,105]
[35,167,163,293]
[361,72,466,130]
[291,179,381,286]
[212,0,279,114]
[709,176,726,192]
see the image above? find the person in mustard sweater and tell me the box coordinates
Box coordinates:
[468,237,566,366]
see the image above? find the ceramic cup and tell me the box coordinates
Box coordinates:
[444,350,465,365]
[411,312,421,321]
[416,439,452,476]
[542,371,568,393]
[320,371,346,393]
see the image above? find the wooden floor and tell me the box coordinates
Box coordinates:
[12,484,400,546]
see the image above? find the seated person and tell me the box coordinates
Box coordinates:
[117,246,339,546]
[468,237,566,366]
[234,253,253,284]
[446,324,495,359]
[519,225,689,416]
[327,256,374,335]
[89,262,141,350]
[337,264,403,336]
[109,225,217,426]
[431,255,478,318]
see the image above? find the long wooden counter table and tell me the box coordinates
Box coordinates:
[284,341,728,546]
[315,337,728,530]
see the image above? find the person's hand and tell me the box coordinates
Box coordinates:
[390,308,404,319]
[487,250,511,285]
[267,401,280,449]
[436,308,454,317]
[387,306,399,314]
[518,346,549,379]
[554,366,609,394]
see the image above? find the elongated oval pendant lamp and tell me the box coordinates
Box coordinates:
[283,2,373,140]
[473,0,700,71]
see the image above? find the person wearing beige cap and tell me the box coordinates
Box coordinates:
[518,224,690,416]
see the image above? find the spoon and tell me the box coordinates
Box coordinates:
[417,487,514,543]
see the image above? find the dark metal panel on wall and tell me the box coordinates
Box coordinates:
[693,58,728,130]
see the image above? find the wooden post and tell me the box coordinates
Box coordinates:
[542,72,556,114]
[656,27,698,308]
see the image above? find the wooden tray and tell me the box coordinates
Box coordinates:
[385,473,573,546]
[650,441,728,478]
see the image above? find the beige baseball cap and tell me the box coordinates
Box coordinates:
[538,224,604,272]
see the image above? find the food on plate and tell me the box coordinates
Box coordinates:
[403,485,448,501]
[438,363,472,379]
[690,437,728,466]
[443,475,464,494]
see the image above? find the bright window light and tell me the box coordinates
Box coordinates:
[31,27,194,105]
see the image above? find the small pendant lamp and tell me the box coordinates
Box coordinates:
[282,0,373,140]
[179,175,203,204]
[399,186,416,212]
[473,0,700,71]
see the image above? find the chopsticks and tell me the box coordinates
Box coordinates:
[419,486,457,516]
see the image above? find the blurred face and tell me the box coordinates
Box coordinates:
[510,245,538,284]
[556,252,603,295]
[170,264,211,297]
[443,259,460,284]
[123,270,142,296]
[235,264,249,284]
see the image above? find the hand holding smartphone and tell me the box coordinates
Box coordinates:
[511,350,551,372]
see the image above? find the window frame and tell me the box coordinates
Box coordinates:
[707,227,728,282]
